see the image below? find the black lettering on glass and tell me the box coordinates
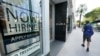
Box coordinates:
[20,12,29,22]
[9,24,17,32]
[18,24,20,31]
[31,24,34,31]
[6,8,18,21]
[27,24,31,31]
[21,24,26,32]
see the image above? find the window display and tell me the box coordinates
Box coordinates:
[0,0,42,56]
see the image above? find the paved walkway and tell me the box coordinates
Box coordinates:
[57,28,100,56]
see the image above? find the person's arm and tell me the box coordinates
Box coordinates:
[91,26,94,35]
[82,25,85,32]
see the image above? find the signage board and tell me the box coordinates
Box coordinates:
[0,0,42,56]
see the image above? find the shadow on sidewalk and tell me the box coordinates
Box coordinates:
[50,41,65,56]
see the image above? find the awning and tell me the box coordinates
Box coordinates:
[92,20,100,23]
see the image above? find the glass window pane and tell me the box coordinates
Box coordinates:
[0,0,42,56]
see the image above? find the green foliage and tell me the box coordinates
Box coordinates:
[76,20,80,22]
[84,7,100,21]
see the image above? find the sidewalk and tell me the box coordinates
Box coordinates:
[57,28,100,56]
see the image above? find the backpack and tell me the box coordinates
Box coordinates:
[83,24,94,36]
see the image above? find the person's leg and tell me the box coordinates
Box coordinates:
[86,37,91,52]
[87,41,90,48]
[86,42,90,52]
[82,35,85,47]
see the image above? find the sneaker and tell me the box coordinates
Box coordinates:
[81,44,85,47]
[86,48,89,52]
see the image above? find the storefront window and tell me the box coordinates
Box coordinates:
[0,0,42,56]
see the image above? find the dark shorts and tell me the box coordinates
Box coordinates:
[83,35,91,42]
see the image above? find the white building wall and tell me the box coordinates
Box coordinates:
[41,0,50,56]
[67,0,75,31]
[50,1,55,43]
[67,0,73,16]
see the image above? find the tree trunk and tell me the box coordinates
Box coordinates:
[79,13,82,27]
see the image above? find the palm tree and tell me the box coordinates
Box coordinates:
[76,4,87,27]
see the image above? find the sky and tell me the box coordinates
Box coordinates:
[75,0,100,20]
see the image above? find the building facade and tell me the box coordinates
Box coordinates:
[50,0,75,42]
[0,0,75,56]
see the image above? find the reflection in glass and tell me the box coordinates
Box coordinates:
[0,0,42,56]
[2,0,29,10]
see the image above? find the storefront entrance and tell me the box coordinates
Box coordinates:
[55,2,67,42]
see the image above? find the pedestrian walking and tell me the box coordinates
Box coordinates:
[81,21,94,52]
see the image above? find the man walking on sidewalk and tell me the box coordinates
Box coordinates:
[82,21,94,52]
